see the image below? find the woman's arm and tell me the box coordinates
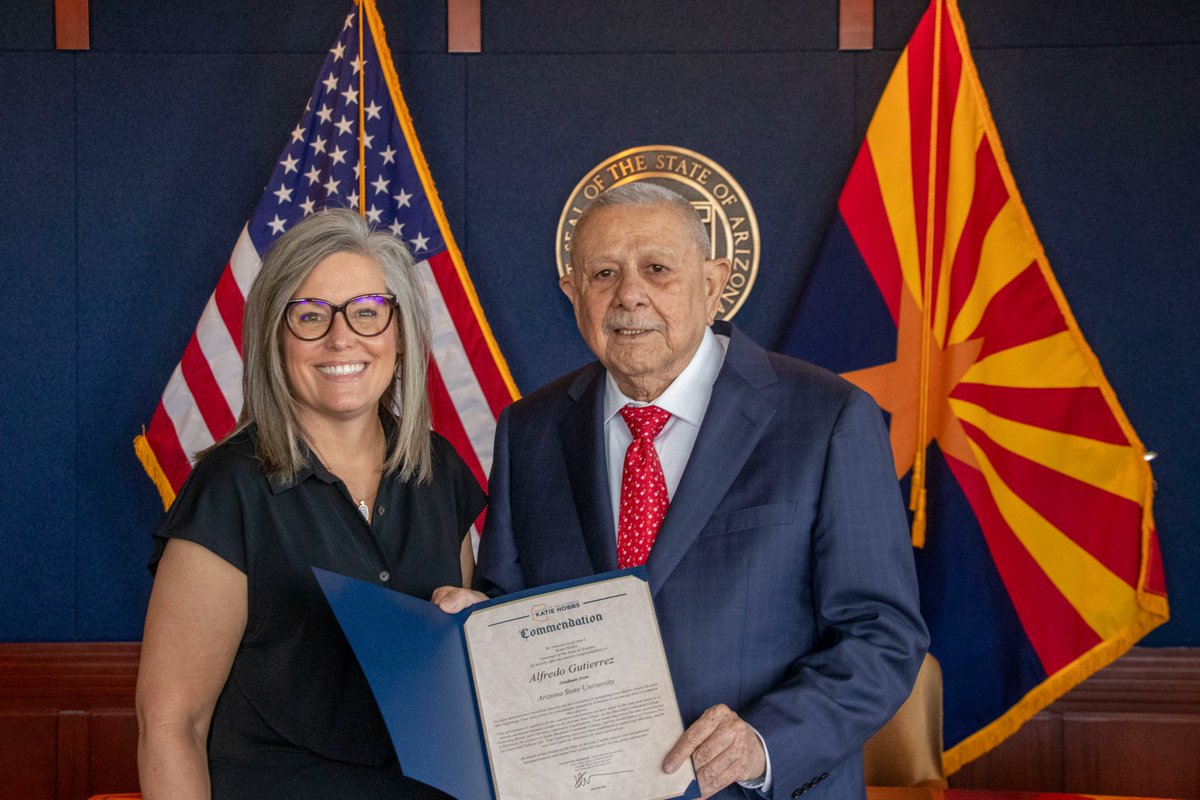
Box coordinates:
[459,534,476,589]
[435,538,489,612]
[137,538,248,800]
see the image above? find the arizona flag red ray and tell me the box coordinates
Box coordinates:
[781,0,1167,772]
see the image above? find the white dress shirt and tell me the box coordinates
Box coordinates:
[601,326,772,793]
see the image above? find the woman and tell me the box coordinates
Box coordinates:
[137,209,482,799]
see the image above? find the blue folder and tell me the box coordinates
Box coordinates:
[314,566,699,800]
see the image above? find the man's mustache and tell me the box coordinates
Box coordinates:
[603,317,665,334]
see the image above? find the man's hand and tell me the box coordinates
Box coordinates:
[430,586,488,613]
[662,704,766,798]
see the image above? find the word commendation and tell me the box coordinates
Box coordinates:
[518,612,604,640]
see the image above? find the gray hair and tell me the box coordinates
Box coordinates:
[570,182,711,267]
[225,208,433,484]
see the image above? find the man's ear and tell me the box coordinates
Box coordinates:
[560,272,578,307]
[703,258,731,324]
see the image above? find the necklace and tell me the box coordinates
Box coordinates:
[357,498,371,522]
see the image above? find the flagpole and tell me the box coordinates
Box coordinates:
[357,0,367,216]
[910,0,943,549]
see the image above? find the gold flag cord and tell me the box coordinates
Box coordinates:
[910,0,944,548]
[357,0,367,216]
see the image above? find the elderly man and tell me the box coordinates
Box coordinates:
[472,183,927,799]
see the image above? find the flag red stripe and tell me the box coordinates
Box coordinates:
[950,383,1129,446]
[180,335,237,440]
[960,418,1142,587]
[967,261,1068,360]
[147,402,192,491]
[944,453,1102,674]
[426,251,514,415]
[946,138,1008,334]
[214,265,246,357]
[839,148,904,324]
[427,358,487,491]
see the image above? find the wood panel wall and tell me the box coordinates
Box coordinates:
[0,644,1196,799]
[952,648,1200,799]
[0,644,139,800]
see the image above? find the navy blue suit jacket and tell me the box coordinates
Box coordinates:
[475,322,929,800]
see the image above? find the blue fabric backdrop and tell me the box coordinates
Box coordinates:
[1,0,1197,644]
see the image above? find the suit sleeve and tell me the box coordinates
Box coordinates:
[474,406,528,596]
[742,388,930,798]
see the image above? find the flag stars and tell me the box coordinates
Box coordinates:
[330,41,346,61]
[343,12,355,30]
[334,115,354,136]
[279,153,299,174]
[362,132,375,150]
[273,184,293,204]
[388,220,405,237]
[316,105,334,124]
[291,123,306,144]
[366,205,383,224]
[371,175,389,195]
[394,188,412,208]
[346,190,360,209]
[268,214,287,235]
[411,232,430,251]
[300,196,317,216]
[341,86,359,106]
[324,176,340,196]
[308,136,328,154]
[351,56,364,76]
[329,145,348,166]
[379,145,397,165]
[304,165,321,184]
[365,101,382,121]
[322,73,338,94]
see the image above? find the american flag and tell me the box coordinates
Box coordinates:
[135,0,518,514]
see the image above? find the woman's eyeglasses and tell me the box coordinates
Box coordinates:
[284,293,397,340]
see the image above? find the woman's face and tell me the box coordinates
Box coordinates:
[283,251,398,428]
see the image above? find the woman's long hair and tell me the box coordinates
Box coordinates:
[216,208,433,484]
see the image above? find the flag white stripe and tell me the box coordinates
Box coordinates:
[417,260,494,474]
[195,296,245,420]
[160,364,216,464]
[229,226,262,299]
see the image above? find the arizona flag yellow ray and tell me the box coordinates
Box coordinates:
[781,0,1167,773]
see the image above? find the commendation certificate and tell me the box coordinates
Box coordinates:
[315,567,699,800]
[464,574,695,800]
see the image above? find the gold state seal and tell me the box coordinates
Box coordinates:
[556,145,760,320]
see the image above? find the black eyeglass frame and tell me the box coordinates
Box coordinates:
[284,293,398,341]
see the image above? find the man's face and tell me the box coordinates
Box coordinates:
[561,203,730,401]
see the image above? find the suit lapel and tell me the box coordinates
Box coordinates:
[561,364,619,574]
[646,327,778,595]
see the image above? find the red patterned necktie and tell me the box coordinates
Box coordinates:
[617,404,672,568]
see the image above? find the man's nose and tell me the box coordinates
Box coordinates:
[613,267,648,307]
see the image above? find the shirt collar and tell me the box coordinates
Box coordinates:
[267,412,397,494]
[604,326,725,426]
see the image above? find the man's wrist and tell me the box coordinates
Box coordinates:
[736,724,772,793]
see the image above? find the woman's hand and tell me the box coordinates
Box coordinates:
[431,585,488,613]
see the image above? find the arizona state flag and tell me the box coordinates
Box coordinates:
[781,0,1168,771]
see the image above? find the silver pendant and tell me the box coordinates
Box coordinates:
[357,499,370,521]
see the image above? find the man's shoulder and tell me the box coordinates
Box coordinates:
[726,327,867,409]
[505,361,603,419]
